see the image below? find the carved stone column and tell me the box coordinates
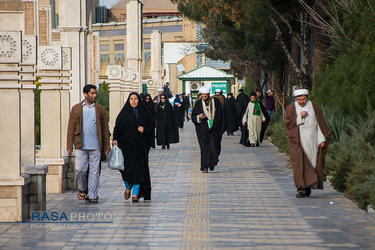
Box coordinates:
[150,30,163,96]
[126,0,143,92]
[36,46,71,193]
[108,65,123,133]
[0,31,31,222]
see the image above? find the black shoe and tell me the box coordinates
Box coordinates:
[167,144,170,149]
[209,166,215,171]
[250,143,255,147]
[256,142,259,147]
[202,168,208,173]
[227,132,230,136]
[305,187,311,197]
[296,192,306,198]
[162,145,165,149]
[245,141,251,147]
[231,133,234,135]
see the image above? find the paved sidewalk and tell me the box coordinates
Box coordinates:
[1,121,375,249]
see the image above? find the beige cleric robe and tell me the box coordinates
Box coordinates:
[242,102,265,144]
[284,101,332,190]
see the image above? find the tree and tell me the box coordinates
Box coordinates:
[172,0,316,98]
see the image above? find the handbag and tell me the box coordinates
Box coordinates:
[107,145,124,171]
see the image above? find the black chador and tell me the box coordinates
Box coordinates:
[237,92,250,145]
[192,96,225,172]
[143,93,156,148]
[224,93,239,135]
[113,92,152,201]
[156,94,179,149]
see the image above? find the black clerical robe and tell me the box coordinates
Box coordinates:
[192,97,225,171]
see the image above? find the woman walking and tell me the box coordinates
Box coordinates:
[224,93,239,135]
[143,93,156,149]
[113,92,151,202]
[156,94,179,149]
[173,94,184,129]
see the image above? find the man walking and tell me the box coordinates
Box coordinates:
[265,89,275,117]
[284,89,331,198]
[192,86,224,173]
[183,93,191,121]
[67,84,110,203]
[163,82,172,98]
[242,92,266,147]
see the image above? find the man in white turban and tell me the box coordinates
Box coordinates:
[192,85,225,173]
[153,89,164,105]
[284,89,332,198]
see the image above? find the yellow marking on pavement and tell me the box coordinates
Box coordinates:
[181,144,211,249]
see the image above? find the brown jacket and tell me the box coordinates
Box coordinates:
[284,101,331,190]
[67,101,110,153]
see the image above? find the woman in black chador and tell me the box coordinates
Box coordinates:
[143,93,156,149]
[224,93,239,136]
[113,92,151,202]
[173,94,185,129]
[156,94,179,149]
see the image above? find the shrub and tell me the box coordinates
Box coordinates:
[325,107,375,209]
[319,105,351,143]
[266,113,289,154]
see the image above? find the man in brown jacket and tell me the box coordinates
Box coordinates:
[67,84,110,203]
[284,89,331,198]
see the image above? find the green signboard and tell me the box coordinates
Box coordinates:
[212,82,227,95]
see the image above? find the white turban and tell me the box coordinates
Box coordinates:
[293,89,309,97]
[215,89,221,93]
[157,88,163,92]
[199,86,211,94]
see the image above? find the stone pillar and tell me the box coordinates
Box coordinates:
[37,46,71,193]
[122,67,133,102]
[20,35,38,166]
[0,31,31,222]
[150,30,163,96]
[108,65,123,133]
[127,0,143,93]
[58,0,98,109]
[21,165,48,217]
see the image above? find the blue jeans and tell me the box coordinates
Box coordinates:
[124,180,140,196]
[267,110,274,118]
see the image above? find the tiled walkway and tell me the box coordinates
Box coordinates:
[1,121,375,249]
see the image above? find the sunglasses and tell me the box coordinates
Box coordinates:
[161,97,166,99]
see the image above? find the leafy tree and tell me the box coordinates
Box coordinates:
[34,77,41,146]
[96,81,109,120]
[172,0,315,89]
[311,1,375,119]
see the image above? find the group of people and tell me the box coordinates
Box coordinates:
[67,82,331,204]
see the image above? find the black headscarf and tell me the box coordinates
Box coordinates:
[113,92,151,200]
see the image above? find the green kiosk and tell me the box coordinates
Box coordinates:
[178,65,234,105]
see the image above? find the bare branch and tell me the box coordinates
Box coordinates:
[269,16,303,79]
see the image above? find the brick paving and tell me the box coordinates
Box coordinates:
[1,121,375,249]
